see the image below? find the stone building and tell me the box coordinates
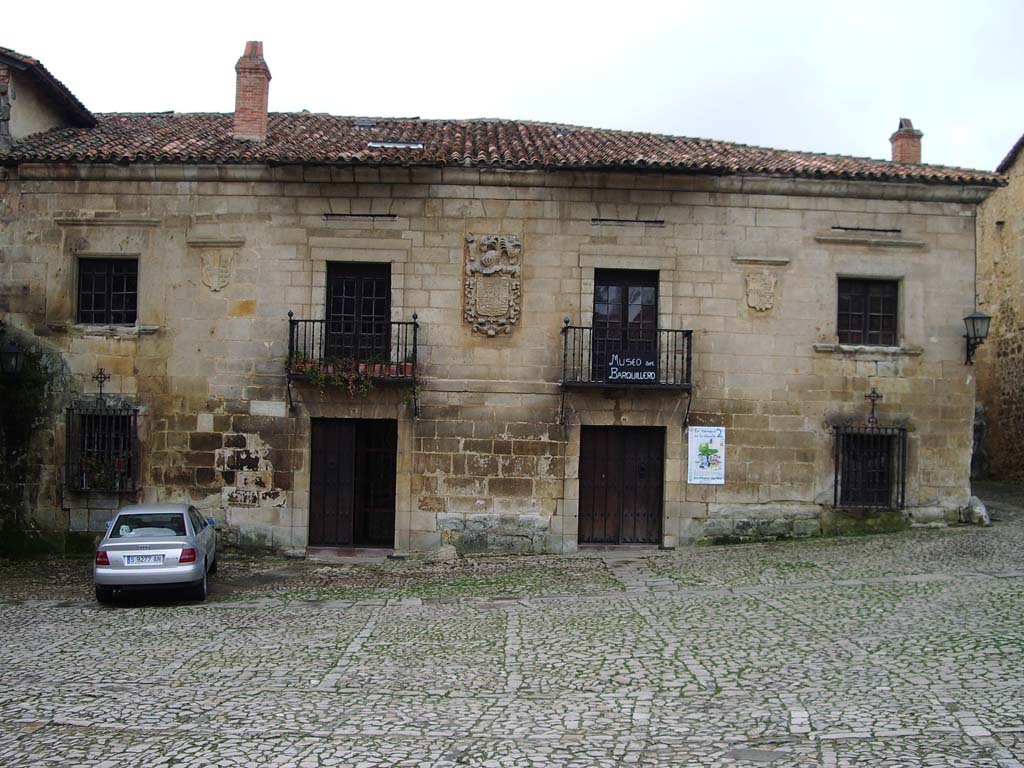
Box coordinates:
[0,43,1003,554]
[976,132,1024,480]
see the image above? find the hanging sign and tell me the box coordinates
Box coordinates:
[688,426,725,484]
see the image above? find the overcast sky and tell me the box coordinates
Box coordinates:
[7,0,1023,171]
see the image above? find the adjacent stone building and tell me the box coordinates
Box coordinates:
[976,132,1024,480]
[0,43,1003,554]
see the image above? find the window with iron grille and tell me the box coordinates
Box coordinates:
[77,258,138,325]
[833,425,907,510]
[837,278,898,346]
[65,404,139,493]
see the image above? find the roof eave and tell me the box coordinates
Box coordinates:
[0,51,96,128]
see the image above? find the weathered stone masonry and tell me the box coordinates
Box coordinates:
[0,159,992,552]
[977,139,1024,480]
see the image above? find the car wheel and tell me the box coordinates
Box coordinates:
[192,567,208,602]
[95,586,115,605]
[208,554,218,575]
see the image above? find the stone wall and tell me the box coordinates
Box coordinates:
[0,162,988,552]
[977,151,1024,480]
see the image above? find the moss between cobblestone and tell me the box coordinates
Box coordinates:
[212,554,624,602]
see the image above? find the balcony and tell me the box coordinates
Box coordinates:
[287,312,419,384]
[560,320,692,390]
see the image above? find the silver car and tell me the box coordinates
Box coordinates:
[94,503,218,604]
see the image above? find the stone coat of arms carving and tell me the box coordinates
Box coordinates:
[200,250,234,292]
[745,270,777,312]
[464,234,522,336]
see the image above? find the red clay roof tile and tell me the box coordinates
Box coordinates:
[4,111,1003,185]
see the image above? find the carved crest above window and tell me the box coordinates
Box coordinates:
[187,237,245,294]
[464,234,522,336]
[744,269,777,312]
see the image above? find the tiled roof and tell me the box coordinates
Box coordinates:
[0,46,95,127]
[996,132,1024,174]
[5,112,1004,185]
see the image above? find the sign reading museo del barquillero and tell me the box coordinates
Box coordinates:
[687,426,725,484]
[607,353,658,382]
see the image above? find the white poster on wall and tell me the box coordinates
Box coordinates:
[687,426,726,485]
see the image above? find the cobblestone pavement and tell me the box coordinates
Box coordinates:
[1,482,1023,767]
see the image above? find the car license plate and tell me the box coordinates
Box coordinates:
[124,554,163,566]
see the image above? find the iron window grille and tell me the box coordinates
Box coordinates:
[77,258,138,325]
[65,403,139,493]
[837,278,898,346]
[833,425,907,510]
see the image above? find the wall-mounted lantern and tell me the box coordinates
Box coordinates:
[0,319,26,378]
[964,311,992,365]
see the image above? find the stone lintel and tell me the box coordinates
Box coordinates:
[47,323,162,338]
[732,255,791,265]
[55,214,160,227]
[814,232,927,249]
[309,236,412,251]
[813,342,924,357]
[186,237,246,248]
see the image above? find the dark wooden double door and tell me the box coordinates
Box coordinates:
[579,426,664,544]
[309,419,397,547]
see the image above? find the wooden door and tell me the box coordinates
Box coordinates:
[309,419,397,547]
[579,426,664,544]
[353,420,397,546]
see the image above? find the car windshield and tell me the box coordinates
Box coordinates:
[110,513,187,538]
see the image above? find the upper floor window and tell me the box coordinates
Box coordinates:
[77,258,138,325]
[325,262,391,361]
[592,269,658,380]
[837,278,898,346]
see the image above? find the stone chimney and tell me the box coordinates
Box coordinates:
[0,65,11,152]
[233,41,271,142]
[890,118,923,164]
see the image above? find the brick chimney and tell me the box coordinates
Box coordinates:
[890,118,923,164]
[233,41,271,142]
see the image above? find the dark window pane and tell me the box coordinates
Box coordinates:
[838,278,898,347]
[325,263,391,361]
[77,259,137,325]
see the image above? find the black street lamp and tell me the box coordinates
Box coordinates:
[964,311,992,365]
[0,319,26,378]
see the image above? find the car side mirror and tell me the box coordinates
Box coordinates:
[104,520,112,530]
[207,517,216,527]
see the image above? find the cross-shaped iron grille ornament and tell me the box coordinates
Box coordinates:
[92,367,111,401]
[865,387,883,426]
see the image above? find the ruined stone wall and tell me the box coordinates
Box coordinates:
[977,154,1024,480]
[0,162,986,552]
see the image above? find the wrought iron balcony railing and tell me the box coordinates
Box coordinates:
[560,320,693,389]
[287,312,419,383]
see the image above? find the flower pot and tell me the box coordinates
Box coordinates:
[400,362,414,376]
[388,364,398,376]
[358,362,367,376]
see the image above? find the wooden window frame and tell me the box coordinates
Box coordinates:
[837,278,899,347]
[324,262,391,362]
[76,258,139,325]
